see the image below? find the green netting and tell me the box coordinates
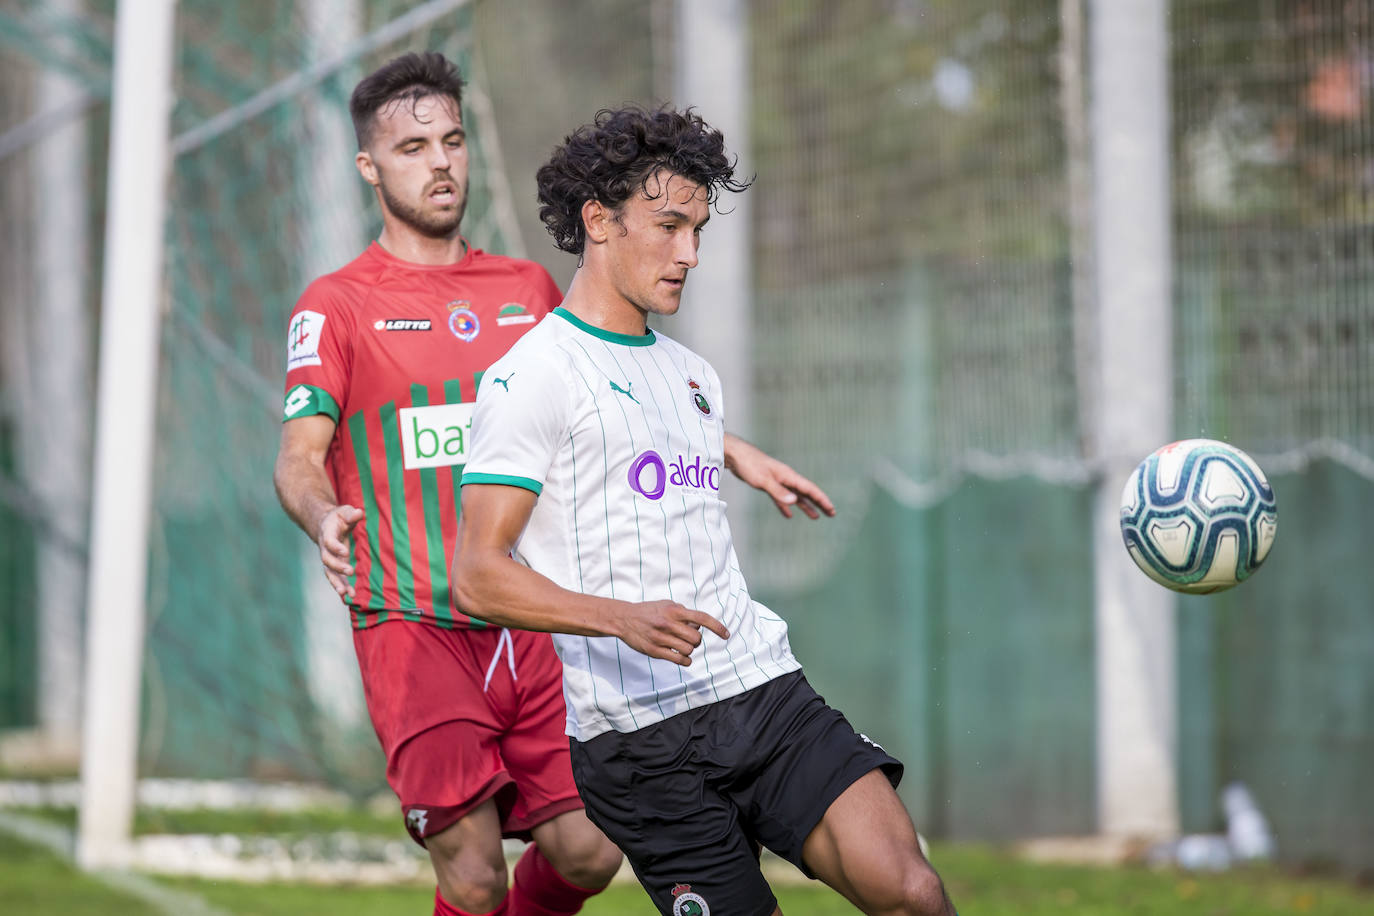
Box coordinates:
[1172,0,1374,455]
[1,0,1372,872]
[763,478,1097,841]
[0,420,38,730]
[1165,4,1374,869]
[1176,461,1374,872]
[136,0,664,792]
[149,0,524,794]
[749,0,1081,591]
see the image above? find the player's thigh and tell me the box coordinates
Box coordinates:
[737,672,903,874]
[498,629,571,788]
[569,728,778,916]
[801,769,944,913]
[498,630,588,833]
[354,624,516,843]
[391,718,516,845]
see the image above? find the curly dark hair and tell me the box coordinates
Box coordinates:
[349,51,464,150]
[536,106,753,255]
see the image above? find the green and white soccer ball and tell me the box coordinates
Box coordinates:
[1119,439,1278,595]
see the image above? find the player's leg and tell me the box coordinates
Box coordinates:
[734,672,955,916]
[425,798,510,914]
[800,769,954,916]
[510,810,622,915]
[492,629,621,914]
[354,623,520,915]
[525,809,622,893]
[568,705,782,916]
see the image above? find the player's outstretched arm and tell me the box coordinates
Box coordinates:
[452,483,730,666]
[274,415,364,602]
[723,432,837,520]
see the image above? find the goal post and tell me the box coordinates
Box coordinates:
[72,0,503,869]
[1089,0,1179,840]
[30,0,91,765]
[77,0,178,870]
[670,0,755,559]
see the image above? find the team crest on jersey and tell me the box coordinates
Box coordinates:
[496,302,537,326]
[670,884,709,916]
[447,301,480,341]
[686,378,712,417]
[286,309,326,369]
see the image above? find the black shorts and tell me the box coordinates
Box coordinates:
[569,670,903,916]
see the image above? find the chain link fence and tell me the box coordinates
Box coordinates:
[1,0,1370,870]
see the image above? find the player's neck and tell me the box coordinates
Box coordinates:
[375,226,468,266]
[561,270,650,338]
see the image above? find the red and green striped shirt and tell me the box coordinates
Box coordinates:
[282,241,559,628]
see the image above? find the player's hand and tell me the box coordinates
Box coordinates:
[724,434,836,520]
[615,600,730,667]
[317,504,365,602]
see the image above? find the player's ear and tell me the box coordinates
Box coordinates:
[355,150,379,186]
[582,199,610,245]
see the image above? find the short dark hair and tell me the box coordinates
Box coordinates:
[536,106,752,255]
[349,51,465,150]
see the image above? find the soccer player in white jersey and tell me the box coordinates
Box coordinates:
[452,106,957,916]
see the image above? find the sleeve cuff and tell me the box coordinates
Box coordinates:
[282,383,341,423]
[459,472,543,496]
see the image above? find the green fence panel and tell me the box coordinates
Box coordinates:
[757,479,1096,841]
[1178,460,1374,871]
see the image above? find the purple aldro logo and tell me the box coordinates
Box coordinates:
[627,449,721,500]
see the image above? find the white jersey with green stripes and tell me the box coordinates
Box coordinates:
[462,307,801,740]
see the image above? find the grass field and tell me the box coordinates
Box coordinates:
[3,824,1371,915]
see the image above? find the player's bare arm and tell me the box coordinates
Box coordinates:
[452,483,729,666]
[273,414,365,601]
[723,432,837,520]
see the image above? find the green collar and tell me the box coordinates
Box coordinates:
[554,307,656,347]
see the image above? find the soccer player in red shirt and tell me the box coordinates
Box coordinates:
[273,53,834,916]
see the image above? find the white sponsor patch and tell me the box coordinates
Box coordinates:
[286,310,326,369]
[398,402,476,470]
[496,314,536,326]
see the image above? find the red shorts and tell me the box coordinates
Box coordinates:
[352,622,582,846]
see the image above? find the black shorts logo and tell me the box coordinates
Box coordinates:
[671,884,710,916]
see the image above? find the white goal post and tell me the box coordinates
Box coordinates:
[74,0,491,870]
[1089,0,1179,840]
[77,0,179,870]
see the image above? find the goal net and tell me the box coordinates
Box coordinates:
[1,0,1372,875]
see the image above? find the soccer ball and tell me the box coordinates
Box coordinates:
[1119,439,1278,594]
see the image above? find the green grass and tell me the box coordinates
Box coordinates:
[7,805,405,838]
[934,845,1372,915]
[0,829,157,915]
[2,828,1371,915]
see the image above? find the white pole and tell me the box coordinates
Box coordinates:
[301,0,366,730]
[1090,0,1179,839]
[26,0,91,763]
[672,0,754,556]
[77,0,178,870]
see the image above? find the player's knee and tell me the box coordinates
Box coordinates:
[895,863,951,916]
[433,853,508,912]
[557,833,624,890]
